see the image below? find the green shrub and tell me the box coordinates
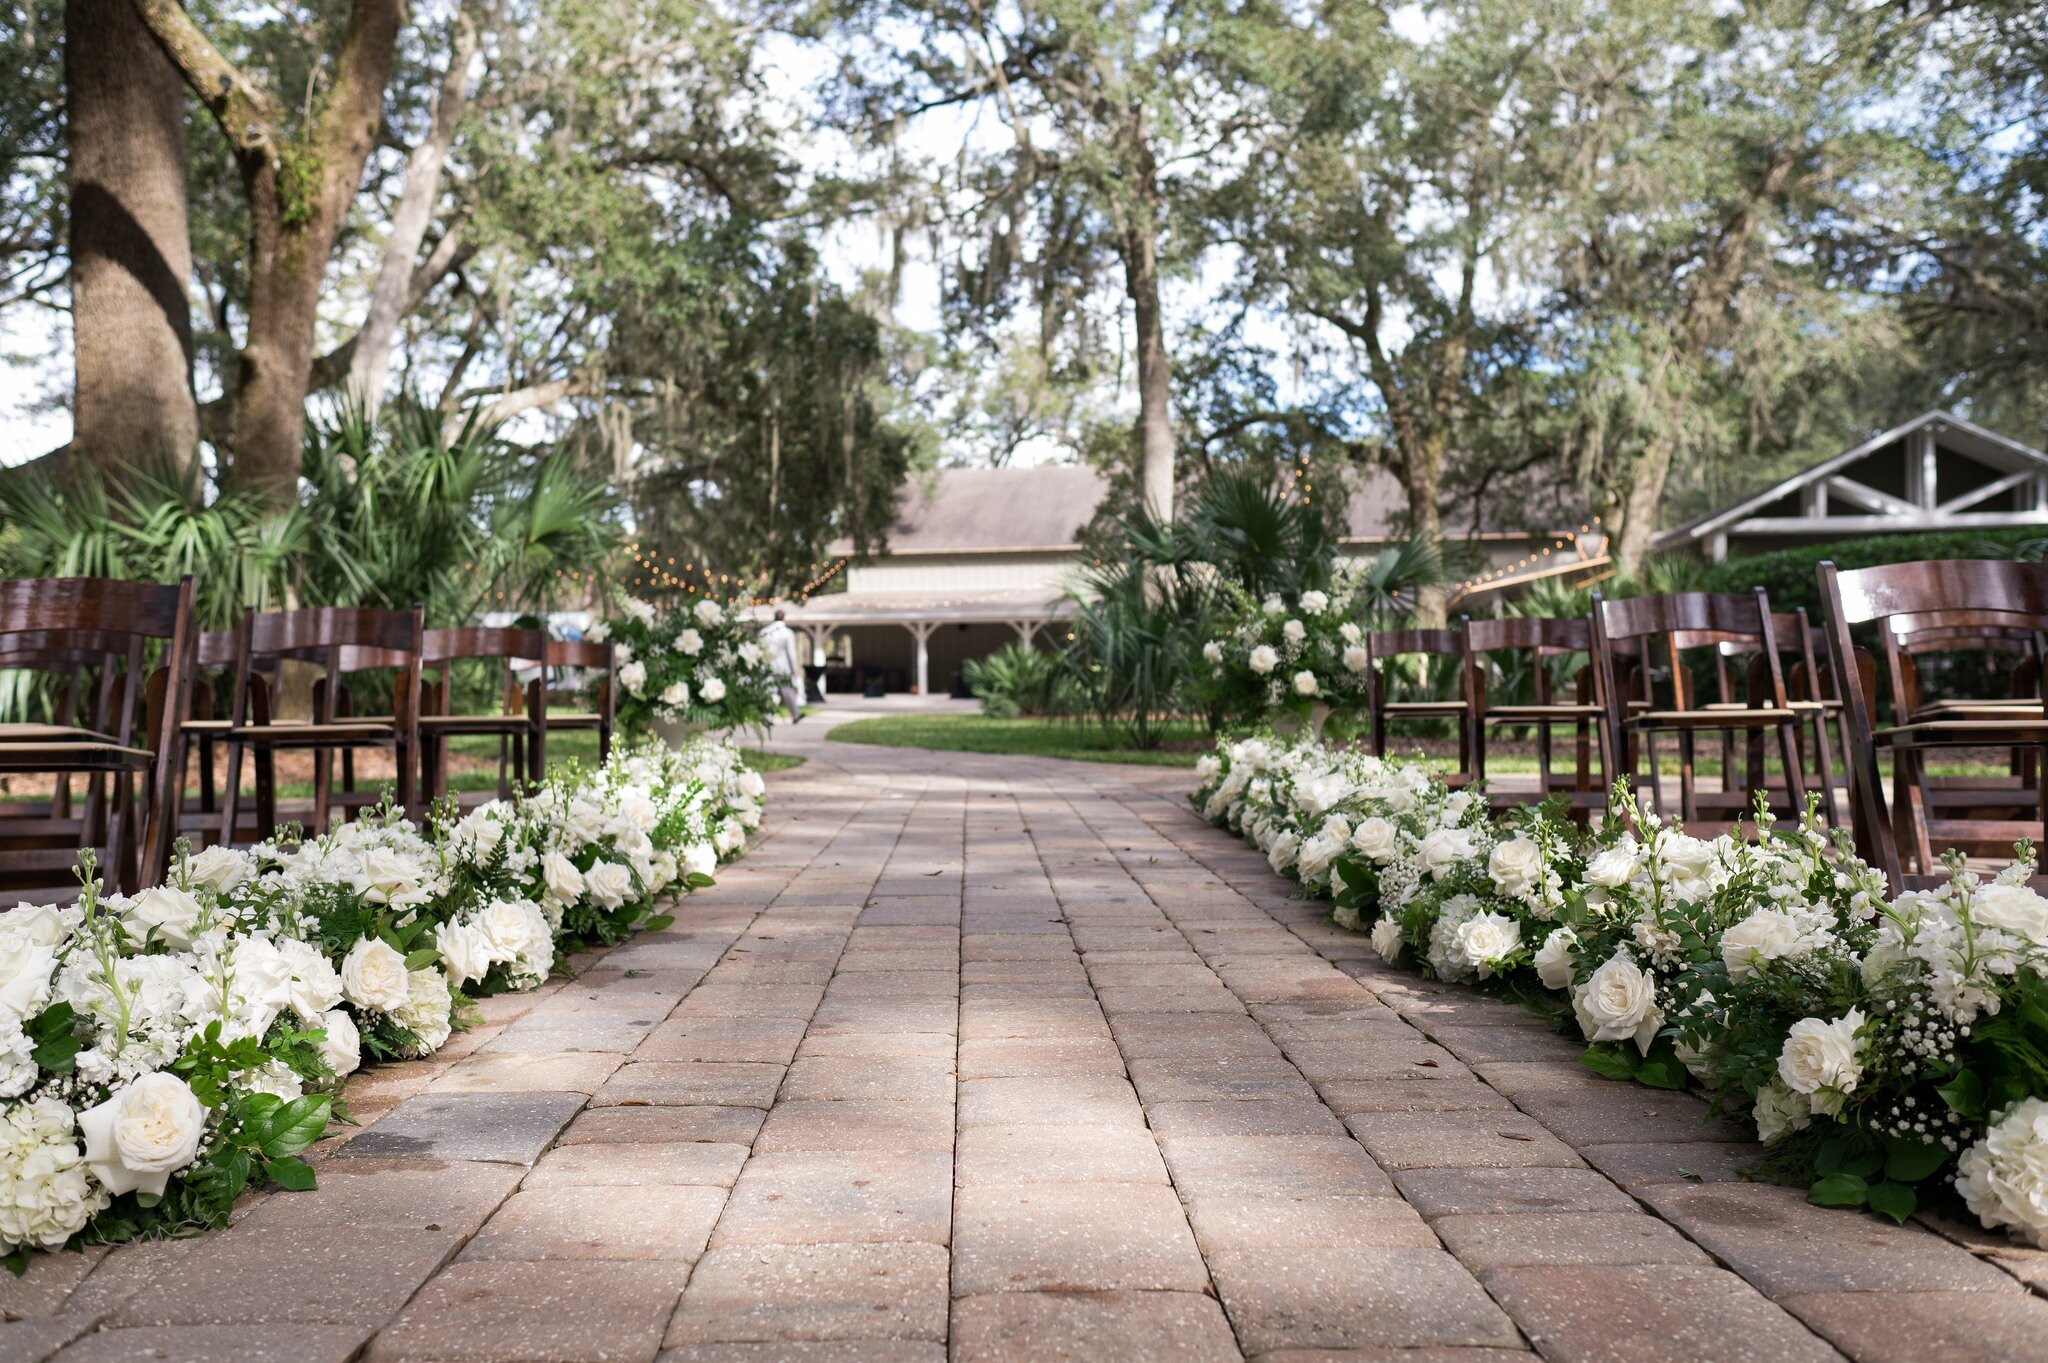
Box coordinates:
[1698,528,2043,613]
[963,643,1066,718]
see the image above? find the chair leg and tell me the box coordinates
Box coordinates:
[1677,729,1698,825]
[1777,719,1808,822]
[1641,728,1666,818]
[254,747,277,841]
[313,749,333,832]
[1808,712,1838,828]
[220,741,245,848]
[1901,749,1935,877]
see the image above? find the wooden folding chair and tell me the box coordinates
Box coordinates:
[1367,627,1471,785]
[1591,589,1809,827]
[543,639,616,763]
[1690,608,1847,828]
[419,627,550,801]
[219,606,425,843]
[1461,615,1607,817]
[1817,559,2048,889]
[0,577,196,891]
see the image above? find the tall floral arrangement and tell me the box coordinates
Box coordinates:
[1192,734,2048,1249]
[0,734,766,1267]
[1201,583,1374,727]
[589,595,781,736]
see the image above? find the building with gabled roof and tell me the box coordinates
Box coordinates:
[1652,411,2048,562]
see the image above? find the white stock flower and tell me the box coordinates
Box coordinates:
[1753,1080,1814,1144]
[1292,671,1319,697]
[78,1072,206,1198]
[1249,646,1279,675]
[1370,918,1404,963]
[318,1009,362,1077]
[0,1099,103,1251]
[394,969,453,1055]
[339,936,411,1013]
[1534,928,1577,991]
[700,677,728,704]
[1777,1009,1865,1105]
[623,597,657,625]
[1957,1098,2048,1247]
[1572,951,1663,1055]
[1488,837,1543,898]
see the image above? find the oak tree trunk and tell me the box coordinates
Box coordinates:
[67,0,196,481]
[1120,125,1174,525]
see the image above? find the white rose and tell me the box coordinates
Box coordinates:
[1249,646,1279,675]
[181,846,251,893]
[1350,818,1398,861]
[477,900,548,962]
[737,770,767,799]
[700,677,727,703]
[435,921,497,989]
[1202,640,1224,664]
[677,629,704,656]
[623,597,657,625]
[693,598,724,626]
[318,1008,362,1077]
[1456,911,1522,978]
[1339,622,1362,644]
[584,861,634,910]
[1370,918,1404,963]
[1584,843,1641,889]
[1300,590,1329,615]
[585,620,610,642]
[1777,1009,1865,1101]
[661,681,690,708]
[226,936,296,1040]
[1283,619,1307,646]
[1957,1097,2048,1246]
[738,642,763,666]
[1488,837,1544,897]
[1972,883,2048,945]
[1292,671,1319,697]
[1534,927,1577,991]
[280,938,343,1023]
[0,929,57,1020]
[124,886,202,949]
[1342,645,1368,674]
[1720,909,1805,982]
[1572,951,1663,1055]
[1656,834,1716,885]
[339,936,411,1013]
[1261,595,1285,617]
[1417,827,1477,879]
[0,903,71,947]
[683,843,719,880]
[78,1072,206,1197]
[541,852,585,905]
[618,660,648,697]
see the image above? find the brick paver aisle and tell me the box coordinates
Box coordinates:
[6,714,2048,1363]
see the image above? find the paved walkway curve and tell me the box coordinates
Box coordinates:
[6,714,2048,1362]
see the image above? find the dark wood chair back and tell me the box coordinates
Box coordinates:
[544,637,616,760]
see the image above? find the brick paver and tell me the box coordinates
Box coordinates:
[6,712,2048,1361]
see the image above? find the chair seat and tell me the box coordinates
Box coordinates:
[419,714,536,733]
[545,712,605,728]
[1911,700,2044,721]
[1383,701,1466,715]
[225,722,399,747]
[1631,708,1796,728]
[1483,704,1602,721]
[0,741,155,773]
[1703,700,1830,713]
[180,718,232,734]
[1879,719,2048,748]
[0,722,120,744]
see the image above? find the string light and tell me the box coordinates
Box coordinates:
[1449,516,1607,600]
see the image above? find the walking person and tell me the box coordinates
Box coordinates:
[762,608,805,723]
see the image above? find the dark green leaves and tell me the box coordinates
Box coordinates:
[26,1001,81,1073]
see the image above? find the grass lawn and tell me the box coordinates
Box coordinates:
[828,714,1210,767]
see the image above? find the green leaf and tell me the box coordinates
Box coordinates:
[27,1001,82,1072]
[641,914,674,932]
[216,1146,252,1202]
[3,1246,29,1277]
[1808,1173,1869,1207]
[258,1096,333,1159]
[685,872,715,889]
[1936,1070,1984,1120]
[266,1155,318,1192]
[1866,1181,1916,1225]
[1840,1149,1885,1181]
[1884,1137,1950,1184]
[1632,1057,1689,1090]
[1579,1046,1637,1081]
[403,948,441,971]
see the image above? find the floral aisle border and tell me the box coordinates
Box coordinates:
[1192,735,2048,1249]
[0,737,768,1266]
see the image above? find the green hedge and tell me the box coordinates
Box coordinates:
[1697,528,2045,613]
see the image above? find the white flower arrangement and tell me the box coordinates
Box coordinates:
[0,732,767,1267]
[1203,575,1380,726]
[593,595,781,735]
[1190,731,2048,1248]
